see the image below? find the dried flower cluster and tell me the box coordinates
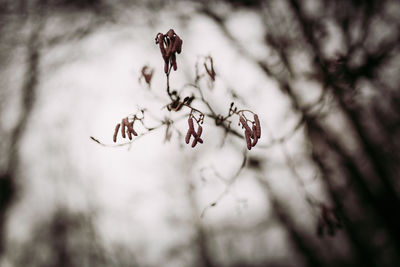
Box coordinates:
[240,115,260,150]
[238,113,261,150]
[155,29,183,73]
[113,117,138,143]
[316,205,343,237]
[185,116,203,148]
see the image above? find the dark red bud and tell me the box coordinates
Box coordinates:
[251,125,258,147]
[245,130,252,150]
[254,114,261,138]
[121,118,128,138]
[240,116,252,135]
[188,117,194,132]
[113,123,120,143]
[191,125,203,148]
[185,129,191,144]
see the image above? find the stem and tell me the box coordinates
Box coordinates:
[166,62,173,100]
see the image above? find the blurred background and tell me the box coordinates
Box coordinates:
[1,0,400,266]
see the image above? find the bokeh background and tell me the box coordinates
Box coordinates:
[1,0,400,266]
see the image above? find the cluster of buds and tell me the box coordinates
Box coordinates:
[185,115,204,148]
[113,117,138,143]
[316,205,343,237]
[155,29,183,73]
[239,114,261,150]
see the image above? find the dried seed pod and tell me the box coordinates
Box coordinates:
[254,114,261,138]
[251,125,258,147]
[127,130,132,140]
[240,116,252,135]
[185,129,191,144]
[113,123,121,143]
[245,130,252,150]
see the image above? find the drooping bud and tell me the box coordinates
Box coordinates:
[185,129,191,144]
[245,130,252,150]
[121,118,128,138]
[188,117,195,133]
[127,121,138,136]
[113,123,121,143]
[171,53,177,71]
[254,114,261,138]
[191,125,203,148]
[156,33,166,59]
[175,36,183,54]
[240,116,252,135]
[251,124,258,147]
[155,30,182,73]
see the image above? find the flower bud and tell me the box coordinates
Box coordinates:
[185,129,191,144]
[254,114,261,138]
[113,123,120,143]
[240,116,252,135]
[245,130,252,150]
[188,117,195,133]
[121,118,128,138]
[191,125,203,148]
[251,124,258,147]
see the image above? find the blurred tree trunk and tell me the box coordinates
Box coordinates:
[0,11,44,256]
